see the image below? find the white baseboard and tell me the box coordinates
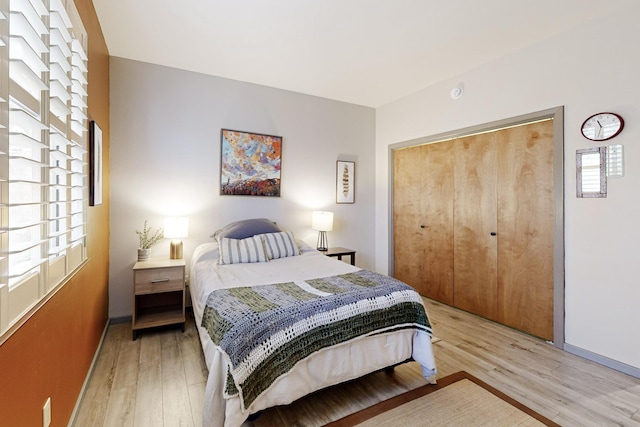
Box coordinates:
[67,319,110,427]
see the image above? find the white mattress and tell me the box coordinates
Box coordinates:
[190,241,437,427]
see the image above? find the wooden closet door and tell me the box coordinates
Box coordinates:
[496,120,554,340]
[453,134,498,320]
[394,145,426,292]
[394,143,454,303]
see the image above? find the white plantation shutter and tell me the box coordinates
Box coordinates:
[607,144,623,178]
[579,151,601,193]
[0,0,88,335]
[7,0,48,307]
[68,9,87,263]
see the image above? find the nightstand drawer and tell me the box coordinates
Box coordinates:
[134,266,184,294]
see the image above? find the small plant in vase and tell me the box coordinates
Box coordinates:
[136,220,163,261]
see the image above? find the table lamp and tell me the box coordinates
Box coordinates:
[164,217,189,259]
[312,211,333,251]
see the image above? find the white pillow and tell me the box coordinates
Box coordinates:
[261,231,300,260]
[217,235,268,265]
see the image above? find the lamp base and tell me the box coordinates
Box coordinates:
[170,240,183,259]
[316,231,328,252]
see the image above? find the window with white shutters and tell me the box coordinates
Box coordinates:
[0,0,88,336]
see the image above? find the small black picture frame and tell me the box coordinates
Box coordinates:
[90,120,103,206]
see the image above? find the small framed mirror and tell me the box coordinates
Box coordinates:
[576,147,607,198]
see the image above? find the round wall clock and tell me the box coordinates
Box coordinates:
[581,112,624,141]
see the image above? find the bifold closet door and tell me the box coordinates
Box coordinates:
[496,120,554,340]
[394,119,555,341]
[453,134,499,320]
[394,143,454,303]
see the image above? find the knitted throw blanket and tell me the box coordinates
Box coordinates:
[201,269,432,411]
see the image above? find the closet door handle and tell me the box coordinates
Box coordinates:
[490,232,497,236]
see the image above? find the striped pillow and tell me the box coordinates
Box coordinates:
[261,231,300,260]
[217,235,268,265]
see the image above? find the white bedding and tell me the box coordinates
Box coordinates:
[190,241,437,427]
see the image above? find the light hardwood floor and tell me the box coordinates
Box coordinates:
[73,299,640,426]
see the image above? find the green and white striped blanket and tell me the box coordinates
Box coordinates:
[201,269,432,410]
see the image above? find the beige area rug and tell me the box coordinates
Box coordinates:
[326,371,560,427]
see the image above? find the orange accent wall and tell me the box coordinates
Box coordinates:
[0,1,110,426]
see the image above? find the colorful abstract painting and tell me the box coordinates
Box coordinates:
[220,129,282,196]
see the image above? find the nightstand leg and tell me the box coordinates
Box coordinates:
[132,330,137,341]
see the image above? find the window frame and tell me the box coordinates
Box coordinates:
[0,0,89,340]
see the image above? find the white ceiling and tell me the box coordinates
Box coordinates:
[93,0,630,108]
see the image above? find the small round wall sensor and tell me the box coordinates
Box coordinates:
[450,83,464,99]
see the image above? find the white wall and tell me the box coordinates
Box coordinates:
[375,2,640,372]
[109,58,375,318]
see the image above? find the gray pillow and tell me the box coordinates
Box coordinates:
[212,218,281,240]
[217,235,269,264]
[261,231,300,260]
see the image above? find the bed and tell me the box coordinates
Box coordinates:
[190,219,437,427]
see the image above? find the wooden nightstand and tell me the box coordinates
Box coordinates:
[321,247,356,266]
[132,258,186,340]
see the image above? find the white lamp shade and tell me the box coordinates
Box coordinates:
[312,211,333,231]
[164,217,189,239]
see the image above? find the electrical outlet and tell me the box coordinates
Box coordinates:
[43,397,51,427]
